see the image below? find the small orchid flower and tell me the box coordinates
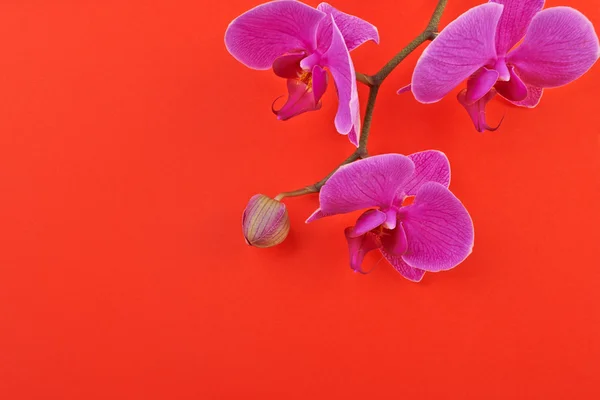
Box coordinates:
[225,1,379,146]
[307,151,474,282]
[409,0,600,132]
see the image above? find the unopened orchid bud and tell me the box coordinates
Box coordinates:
[242,194,290,248]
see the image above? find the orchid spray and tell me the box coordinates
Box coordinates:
[226,0,599,281]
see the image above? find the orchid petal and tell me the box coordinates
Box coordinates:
[465,67,500,103]
[273,52,305,79]
[411,3,504,103]
[321,16,360,138]
[509,85,544,108]
[457,88,502,132]
[494,65,528,102]
[316,154,415,216]
[225,1,326,70]
[348,209,387,238]
[316,2,379,52]
[399,182,474,272]
[490,0,545,56]
[397,84,412,95]
[273,74,324,121]
[381,223,408,257]
[305,208,325,224]
[507,7,600,88]
[345,229,381,274]
[380,224,425,282]
[379,250,426,282]
[403,150,451,196]
[311,65,328,103]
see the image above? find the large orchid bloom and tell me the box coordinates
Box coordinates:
[410,0,600,132]
[225,1,379,146]
[307,151,474,282]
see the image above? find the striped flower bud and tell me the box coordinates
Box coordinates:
[242,194,290,248]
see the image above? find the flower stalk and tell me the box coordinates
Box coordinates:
[275,0,449,201]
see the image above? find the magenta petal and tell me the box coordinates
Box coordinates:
[347,125,359,147]
[507,7,600,88]
[311,65,328,103]
[348,209,387,238]
[403,150,451,196]
[345,229,381,274]
[273,78,323,121]
[399,182,474,272]
[225,1,326,70]
[411,3,504,103]
[379,250,426,282]
[321,16,360,138]
[381,223,408,257]
[457,88,502,132]
[317,154,415,216]
[465,67,499,104]
[495,65,528,102]
[509,84,544,108]
[305,208,325,224]
[491,0,545,56]
[397,84,412,95]
[465,67,500,103]
[380,226,425,282]
[273,52,306,79]
[316,2,379,52]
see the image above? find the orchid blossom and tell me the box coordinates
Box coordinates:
[307,151,474,281]
[410,0,600,132]
[225,1,379,146]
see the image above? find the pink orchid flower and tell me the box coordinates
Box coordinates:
[225,1,379,146]
[307,151,474,282]
[410,0,600,132]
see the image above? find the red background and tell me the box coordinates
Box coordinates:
[1,0,599,398]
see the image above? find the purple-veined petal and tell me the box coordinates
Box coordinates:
[273,52,306,79]
[345,229,382,274]
[273,69,326,120]
[320,16,360,138]
[316,2,379,52]
[465,67,500,103]
[316,154,415,216]
[398,182,474,272]
[411,3,504,103]
[403,150,451,196]
[225,1,326,70]
[380,226,425,282]
[507,7,600,88]
[494,65,528,101]
[347,209,387,238]
[379,250,426,282]
[509,84,544,108]
[490,0,545,56]
[457,88,503,132]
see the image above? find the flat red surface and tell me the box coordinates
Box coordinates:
[1,0,599,399]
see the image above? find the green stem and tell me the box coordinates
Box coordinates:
[275,0,448,201]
